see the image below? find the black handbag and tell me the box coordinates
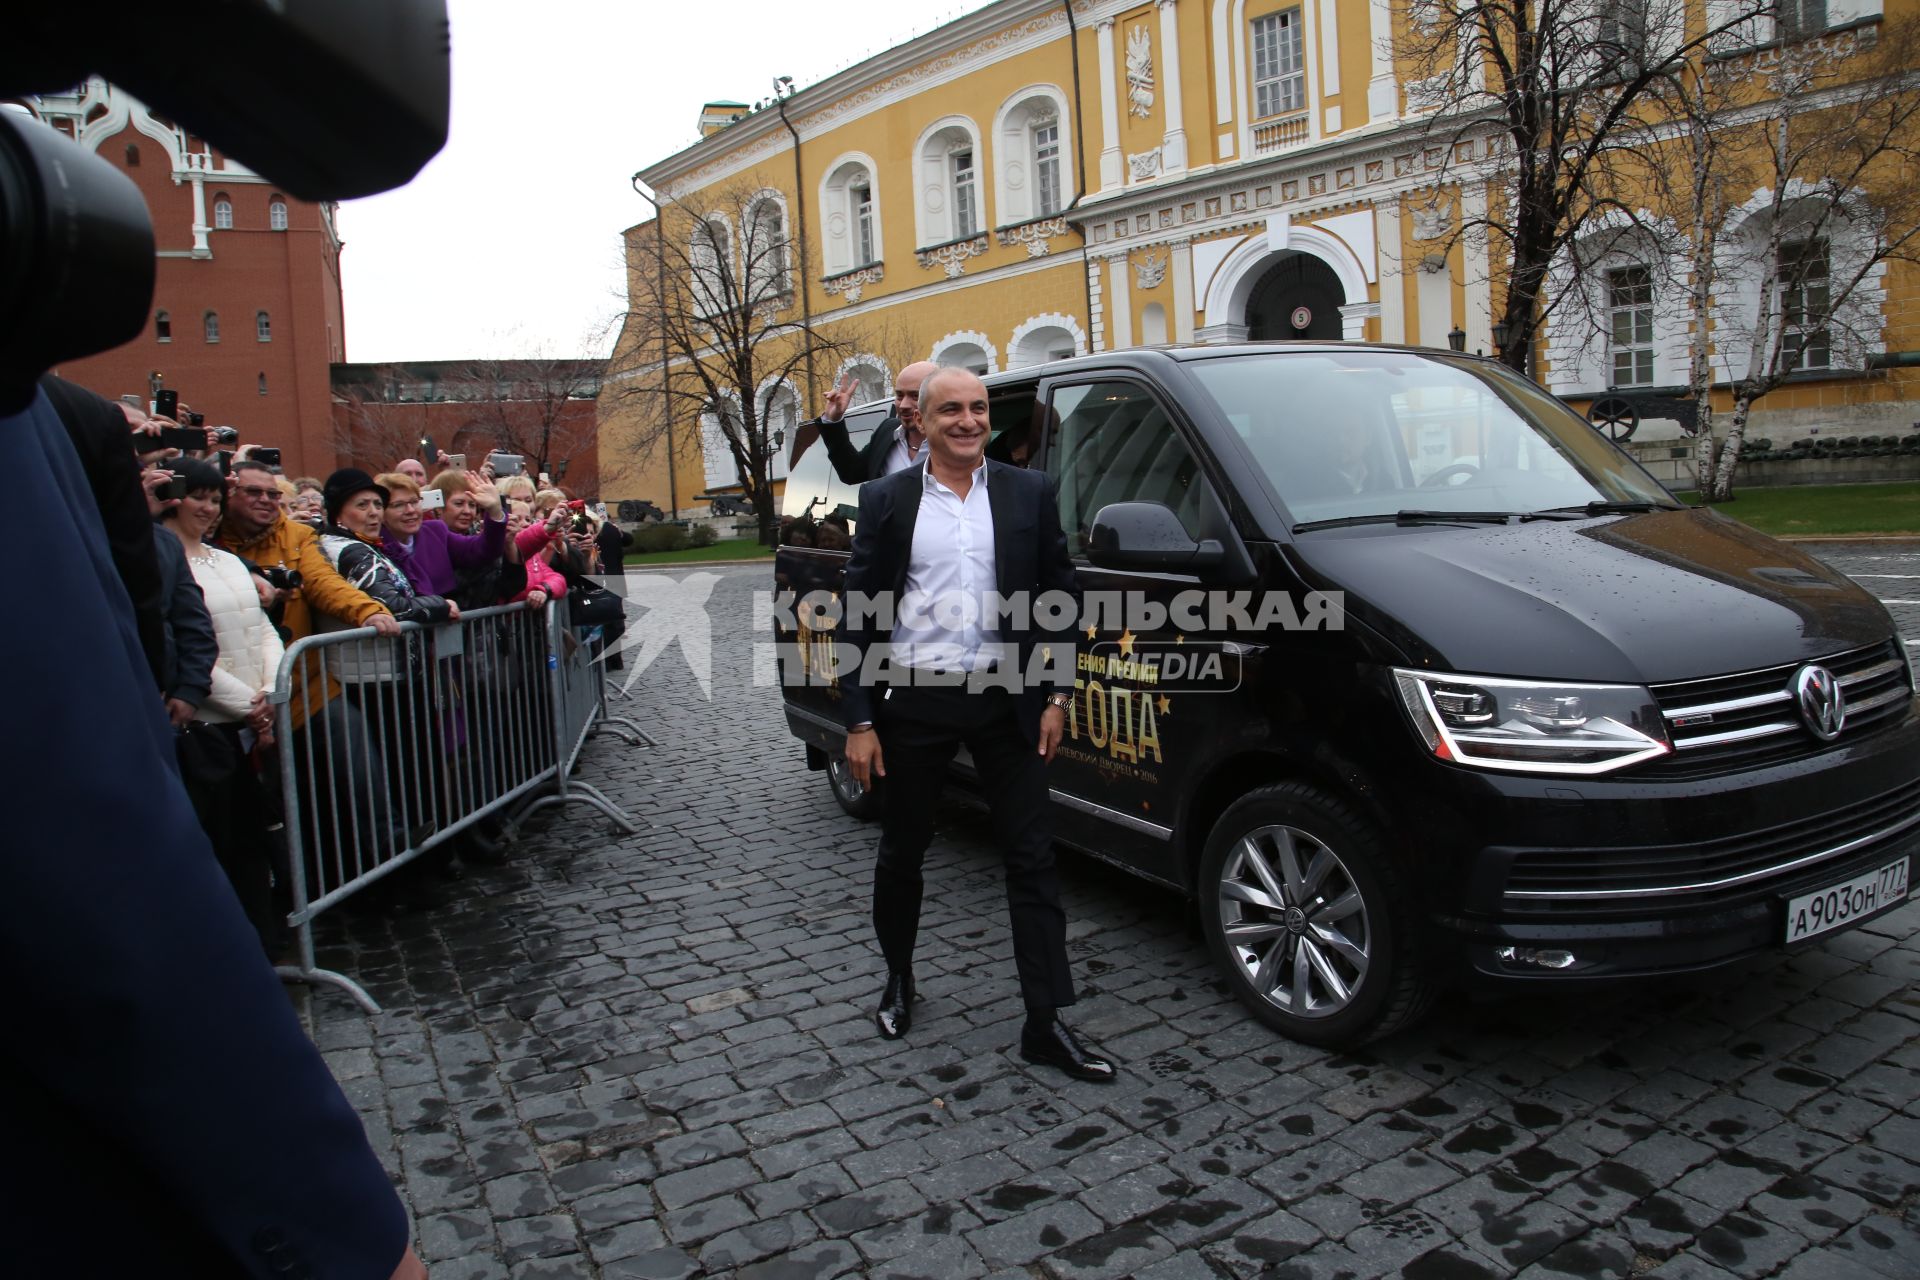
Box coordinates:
[175,720,241,785]
[568,586,625,627]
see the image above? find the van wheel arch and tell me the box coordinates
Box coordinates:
[1176,752,1401,892]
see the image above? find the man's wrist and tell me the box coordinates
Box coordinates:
[1045,692,1072,710]
[848,722,875,734]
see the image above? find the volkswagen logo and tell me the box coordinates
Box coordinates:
[1794,664,1846,741]
[1283,906,1308,934]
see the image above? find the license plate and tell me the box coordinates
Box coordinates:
[1784,858,1910,943]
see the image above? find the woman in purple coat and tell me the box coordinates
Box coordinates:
[376,468,507,594]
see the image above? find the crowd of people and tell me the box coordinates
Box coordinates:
[121,394,634,939]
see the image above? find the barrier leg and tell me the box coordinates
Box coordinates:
[275,919,381,1014]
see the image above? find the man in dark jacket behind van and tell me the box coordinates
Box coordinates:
[810,360,939,484]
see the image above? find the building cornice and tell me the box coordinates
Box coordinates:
[640,0,1094,193]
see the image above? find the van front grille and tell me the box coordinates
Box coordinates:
[1503,776,1920,913]
[1633,640,1912,779]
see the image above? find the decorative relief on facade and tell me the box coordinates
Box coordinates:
[917,234,990,278]
[1182,203,1198,222]
[997,216,1070,257]
[1135,213,1151,232]
[1159,208,1174,228]
[1133,252,1169,290]
[1411,204,1453,241]
[1308,174,1327,196]
[1126,25,1155,117]
[1230,192,1248,212]
[1204,196,1222,217]
[1282,180,1299,201]
[1424,146,1445,169]
[1128,148,1162,180]
[1394,154,1416,177]
[1366,160,1385,183]
[822,263,885,303]
[1114,219,1129,239]
[1255,186,1273,208]
[1336,168,1356,190]
[1454,141,1476,163]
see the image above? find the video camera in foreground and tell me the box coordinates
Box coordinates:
[1,0,452,409]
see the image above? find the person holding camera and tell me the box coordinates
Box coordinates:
[377,468,507,597]
[158,458,285,953]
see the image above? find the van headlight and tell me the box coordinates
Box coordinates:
[1393,669,1671,775]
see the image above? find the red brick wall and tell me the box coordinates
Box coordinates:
[45,123,346,479]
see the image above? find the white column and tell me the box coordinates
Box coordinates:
[1107,256,1134,349]
[1367,0,1399,123]
[189,170,210,258]
[1097,19,1123,190]
[1375,201,1406,343]
[1462,182,1492,354]
[1171,239,1196,342]
[1157,1,1188,175]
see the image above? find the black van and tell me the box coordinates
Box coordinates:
[772,344,1918,1047]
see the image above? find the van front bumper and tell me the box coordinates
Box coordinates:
[1408,710,1920,990]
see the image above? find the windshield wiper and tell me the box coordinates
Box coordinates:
[1293,509,1522,532]
[1527,500,1670,519]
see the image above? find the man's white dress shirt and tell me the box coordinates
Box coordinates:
[890,460,1000,673]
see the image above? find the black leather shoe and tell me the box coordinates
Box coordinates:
[876,972,915,1040]
[1020,1017,1116,1083]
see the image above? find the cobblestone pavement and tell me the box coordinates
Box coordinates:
[308,549,1920,1280]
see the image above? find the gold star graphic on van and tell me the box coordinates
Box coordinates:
[1085,623,1098,640]
[1156,693,1172,715]
[1118,629,1136,657]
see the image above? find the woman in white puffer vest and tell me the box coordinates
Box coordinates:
[159,458,284,953]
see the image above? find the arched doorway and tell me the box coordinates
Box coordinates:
[1245,252,1345,340]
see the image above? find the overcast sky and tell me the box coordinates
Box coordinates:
[338,0,969,365]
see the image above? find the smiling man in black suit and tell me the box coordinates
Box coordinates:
[839,367,1114,1083]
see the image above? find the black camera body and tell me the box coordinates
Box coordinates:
[210,425,239,446]
[256,564,303,593]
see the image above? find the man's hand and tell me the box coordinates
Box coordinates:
[368,612,402,637]
[1038,704,1066,763]
[251,574,283,612]
[467,469,502,514]
[821,372,859,424]
[165,697,196,728]
[845,727,884,788]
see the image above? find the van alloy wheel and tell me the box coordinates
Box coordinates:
[1199,783,1431,1047]
[1218,824,1371,1019]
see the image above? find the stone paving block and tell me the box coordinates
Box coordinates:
[1036,1220,1175,1280]
[1641,1254,1744,1280]
[967,1199,1106,1269]
[418,1208,497,1262]
[1806,1146,1920,1208]
[425,1256,512,1280]
[506,1254,592,1279]
[1137,1175,1274,1249]
[661,1192,755,1246]
[811,1176,931,1236]
[1818,1212,1920,1279]
[864,1234,989,1280]
[1318,1067,1431,1121]
[1510,1229,1636,1280]
[1617,1190,1719,1257]
[1460,1197,1594,1273]
[697,1212,821,1272]
[496,1214,580,1264]
[582,1218,669,1267]
[1745,1174,1877,1243]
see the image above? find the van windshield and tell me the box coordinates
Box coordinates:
[1183,351,1677,528]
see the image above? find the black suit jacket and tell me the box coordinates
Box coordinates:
[841,459,1081,744]
[819,413,902,485]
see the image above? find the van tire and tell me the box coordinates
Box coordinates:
[1198,783,1431,1047]
[828,750,883,820]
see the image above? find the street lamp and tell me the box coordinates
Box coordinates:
[1491,319,1512,354]
[630,174,678,520]
[1446,325,1467,353]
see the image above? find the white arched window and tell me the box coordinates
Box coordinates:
[993,87,1073,225]
[269,199,289,231]
[204,311,221,343]
[756,379,798,481]
[699,394,742,490]
[212,196,233,230]
[1543,221,1686,395]
[690,215,734,313]
[930,329,1000,375]
[821,153,882,275]
[835,354,893,407]
[256,310,272,343]
[915,117,987,247]
[744,194,790,302]
[1010,313,1088,368]
[1711,193,1880,381]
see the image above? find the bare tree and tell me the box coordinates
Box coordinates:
[454,346,607,487]
[609,179,871,544]
[1396,0,1769,374]
[1666,22,1920,500]
[332,367,436,471]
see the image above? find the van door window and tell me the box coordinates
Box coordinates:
[780,425,838,546]
[1045,381,1204,558]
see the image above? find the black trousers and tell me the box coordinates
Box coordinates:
[873,683,1075,1013]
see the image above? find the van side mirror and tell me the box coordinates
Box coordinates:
[1087,502,1227,573]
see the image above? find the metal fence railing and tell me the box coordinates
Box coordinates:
[268,597,642,1012]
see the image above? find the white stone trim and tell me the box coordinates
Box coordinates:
[1201,212,1370,330]
[1008,313,1090,368]
[833,353,895,408]
[992,84,1075,225]
[913,114,989,248]
[930,329,1002,373]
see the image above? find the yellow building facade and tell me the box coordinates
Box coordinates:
[600,0,1915,509]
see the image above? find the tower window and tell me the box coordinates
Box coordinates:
[213,198,233,230]
[270,200,289,231]
[256,311,272,342]
[125,144,140,167]
[204,311,221,343]
[155,310,171,343]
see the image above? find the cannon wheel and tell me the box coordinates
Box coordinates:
[1588,397,1639,442]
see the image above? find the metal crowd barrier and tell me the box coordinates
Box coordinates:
[268,597,643,1012]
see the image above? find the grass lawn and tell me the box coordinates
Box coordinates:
[622,537,774,566]
[1676,482,1920,537]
